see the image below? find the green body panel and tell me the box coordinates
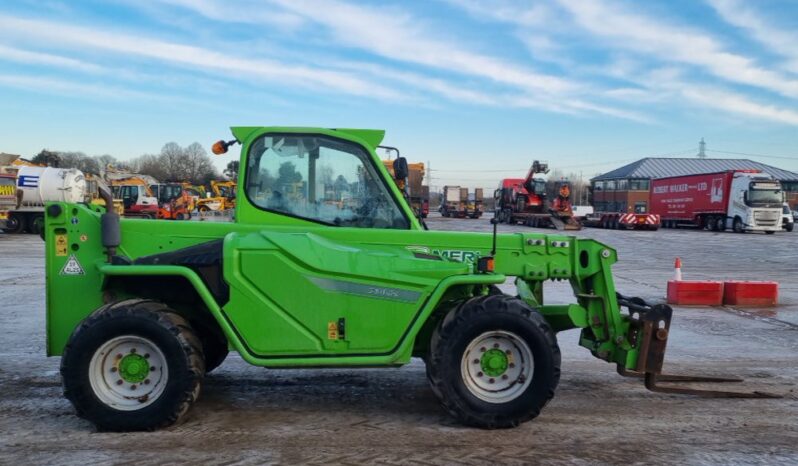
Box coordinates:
[44,126,638,372]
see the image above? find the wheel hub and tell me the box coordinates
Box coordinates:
[480,349,508,377]
[118,354,150,383]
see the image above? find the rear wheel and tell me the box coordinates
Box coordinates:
[61,300,204,431]
[426,295,560,429]
[2,213,24,233]
[715,217,725,231]
[29,215,44,235]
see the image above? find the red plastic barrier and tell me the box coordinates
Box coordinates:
[667,280,724,306]
[723,281,778,307]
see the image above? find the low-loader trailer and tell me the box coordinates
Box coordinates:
[43,127,777,432]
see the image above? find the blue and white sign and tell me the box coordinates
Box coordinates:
[18,175,39,188]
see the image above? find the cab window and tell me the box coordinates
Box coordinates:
[245,134,409,229]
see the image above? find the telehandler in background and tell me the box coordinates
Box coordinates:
[43,127,777,432]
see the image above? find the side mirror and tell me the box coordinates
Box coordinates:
[393,157,409,180]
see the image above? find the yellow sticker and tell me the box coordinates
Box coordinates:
[327,321,338,340]
[55,234,68,257]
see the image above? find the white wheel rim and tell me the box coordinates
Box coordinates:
[461,330,534,404]
[88,335,168,411]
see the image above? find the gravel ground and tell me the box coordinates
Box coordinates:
[1,215,796,465]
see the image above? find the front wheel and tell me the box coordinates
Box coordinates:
[787,223,794,232]
[733,217,744,233]
[426,295,561,429]
[61,300,205,431]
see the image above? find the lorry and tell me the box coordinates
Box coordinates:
[440,185,465,217]
[1,164,87,234]
[42,127,774,432]
[465,189,484,219]
[495,162,581,230]
[382,160,428,218]
[651,170,783,234]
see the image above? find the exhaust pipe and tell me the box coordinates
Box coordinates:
[98,186,120,263]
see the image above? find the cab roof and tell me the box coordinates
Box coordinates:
[230,127,386,150]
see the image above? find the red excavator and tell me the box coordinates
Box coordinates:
[495,161,581,230]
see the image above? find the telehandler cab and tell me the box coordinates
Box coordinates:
[44,127,776,432]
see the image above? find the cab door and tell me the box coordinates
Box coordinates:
[222,133,442,358]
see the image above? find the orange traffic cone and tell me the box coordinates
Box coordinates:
[674,257,682,281]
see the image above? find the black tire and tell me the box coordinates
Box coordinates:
[716,217,725,232]
[195,323,229,373]
[733,217,744,233]
[61,300,205,431]
[30,215,44,236]
[765,230,775,235]
[426,295,560,429]
[3,213,25,234]
[787,223,794,232]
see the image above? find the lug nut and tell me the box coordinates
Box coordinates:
[488,378,495,384]
[130,348,136,354]
[116,380,123,386]
[509,363,515,368]
[473,358,479,364]
[480,347,486,352]
[477,372,484,377]
[144,379,150,385]
[130,385,137,390]
[493,343,499,349]
[502,375,508,380]
[505,349,511,354]
[110,367,117,373]
[144,353,150,359]
[150,366,157,371]
[116,354,123,359]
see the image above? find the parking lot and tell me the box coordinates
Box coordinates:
[1,216,797,465]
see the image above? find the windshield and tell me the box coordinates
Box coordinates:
[246,134,409,229]
[784,205,791,214]
[747,186,782,206]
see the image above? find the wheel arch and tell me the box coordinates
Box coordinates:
[409,277,505,361]
[100,265,236,357]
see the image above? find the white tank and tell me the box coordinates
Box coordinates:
[16,166,87,206]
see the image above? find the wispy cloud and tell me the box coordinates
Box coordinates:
[0,14,405,101]
[707,0,798,73]
[557,0,798,99]
[136,0,646,120]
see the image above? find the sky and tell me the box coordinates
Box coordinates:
[1,0,797,191]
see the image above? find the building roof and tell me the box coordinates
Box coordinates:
[591,157,798,182]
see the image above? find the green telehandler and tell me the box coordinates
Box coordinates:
[43,127,775,432]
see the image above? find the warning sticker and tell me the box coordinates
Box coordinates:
[60,255,85,275]
[327,321,338,340]
[55,234,68,257]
